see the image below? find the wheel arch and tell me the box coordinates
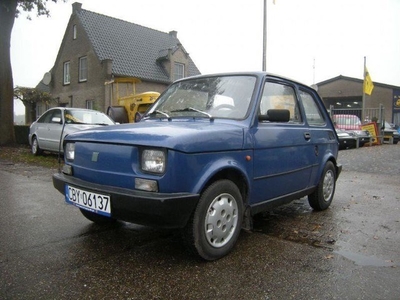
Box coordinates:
[193,163,250,207]
[320,152,341,180]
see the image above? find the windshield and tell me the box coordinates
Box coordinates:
[146,75,256,120]
[65,110,114,125]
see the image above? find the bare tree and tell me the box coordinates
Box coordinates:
[0,0,63,145]
[14,86,55,123]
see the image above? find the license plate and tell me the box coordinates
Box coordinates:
[65,185,111,217]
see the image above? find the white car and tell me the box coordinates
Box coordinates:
[29,107,115,155]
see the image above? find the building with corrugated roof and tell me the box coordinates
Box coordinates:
[317,75,400,125]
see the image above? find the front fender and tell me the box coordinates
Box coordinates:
[191,151,253,195]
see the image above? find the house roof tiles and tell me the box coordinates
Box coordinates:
[76,7,200,83]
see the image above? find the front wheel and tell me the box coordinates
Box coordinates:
[308,161,337,211]
[183,179,243,261]
[31,137,42,156]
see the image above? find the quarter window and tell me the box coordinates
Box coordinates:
[174,63,185,80]
[63,61,70,85]
[300,90,325,126]
[79,56,88,82]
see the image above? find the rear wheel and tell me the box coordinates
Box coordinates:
[183,179,243,261]
[79,208,117,224]
[308,161,336,211]
[31,137,42,156]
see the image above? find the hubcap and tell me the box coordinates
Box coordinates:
[322,170,334,202]
[204,193,238,248]
[32,140,37,154]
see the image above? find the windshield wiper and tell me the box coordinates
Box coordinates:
[171,107,213,120]
[143,110,171,120]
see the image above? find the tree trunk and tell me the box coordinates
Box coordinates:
[0,0,17,145]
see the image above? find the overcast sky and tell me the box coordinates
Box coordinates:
[11,0,400,113]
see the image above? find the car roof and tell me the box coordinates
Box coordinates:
[174,71,314,89]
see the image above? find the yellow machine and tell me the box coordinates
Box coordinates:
[107,77,160,123]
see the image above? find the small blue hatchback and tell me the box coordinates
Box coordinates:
[53,72,341,261]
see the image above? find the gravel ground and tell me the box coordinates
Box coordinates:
[337,143,400,175]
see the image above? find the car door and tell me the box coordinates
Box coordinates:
[35,109,63,152]
[45,109,63,152]
[298,87,334,184]
[250,79,315,204]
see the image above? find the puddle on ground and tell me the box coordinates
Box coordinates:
[334,250,396,267]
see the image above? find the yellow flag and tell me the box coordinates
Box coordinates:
[364,68,374,95]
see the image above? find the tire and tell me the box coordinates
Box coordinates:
[308,161,336,211]
[107,106,129,123]
[79,208,117,224]
[31,137,42,156]
[183,179,243,261]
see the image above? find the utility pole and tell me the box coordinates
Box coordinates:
[262,0,267,71]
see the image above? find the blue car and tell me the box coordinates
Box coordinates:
[53,72,341,260]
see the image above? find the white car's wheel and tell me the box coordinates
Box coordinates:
[31,137,42,156]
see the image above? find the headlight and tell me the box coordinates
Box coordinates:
[141,149,166,174]
[65,143,75,161]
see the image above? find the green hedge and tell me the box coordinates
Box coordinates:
[14,125,30,145]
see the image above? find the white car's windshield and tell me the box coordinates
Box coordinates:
[145,75,256,120]
[65,110,114,125]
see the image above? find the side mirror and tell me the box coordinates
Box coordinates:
[51,117,62,124]
[258,109,290,122]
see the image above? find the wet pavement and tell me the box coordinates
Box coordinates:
[0,145,399,299]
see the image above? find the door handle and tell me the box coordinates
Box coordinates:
[304,132,311,140]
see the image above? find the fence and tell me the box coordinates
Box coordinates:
[329,104,385,125]
[330,104,389,146]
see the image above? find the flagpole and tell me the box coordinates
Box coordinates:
[262,0,267,71]
[362,56,366,122]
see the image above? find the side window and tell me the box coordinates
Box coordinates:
[299,90,325,126]
[260,81,301,122]
[51,109,62,123]
[38,110,54,123]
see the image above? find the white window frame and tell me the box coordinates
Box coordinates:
[174,63,185,80]
[79,56,88,82]
[63,61,70,85]
[86,99,94,109]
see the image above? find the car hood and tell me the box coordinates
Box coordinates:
[64,123,110,133]
[65,120,245,153]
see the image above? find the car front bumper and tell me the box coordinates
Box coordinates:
[53,173,199,228]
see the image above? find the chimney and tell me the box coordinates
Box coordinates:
[72,2,82,13]
[169,30,177,38]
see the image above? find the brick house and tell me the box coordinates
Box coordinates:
[317,75,400,125]
[33,2,200,121]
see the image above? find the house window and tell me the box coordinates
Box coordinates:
[63,61,70,85]
[86,100,94,109]
[174,63,185,80]
[79,56,88,82]
[73,25,77,40]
